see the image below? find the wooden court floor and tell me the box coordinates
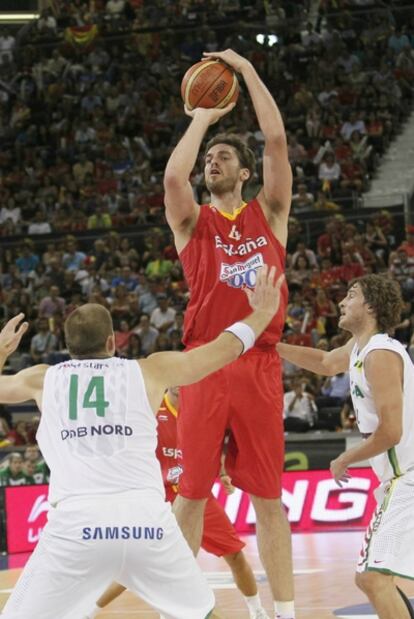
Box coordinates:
[0,531,413,618]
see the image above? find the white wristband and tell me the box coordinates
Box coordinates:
[224,322,256,354]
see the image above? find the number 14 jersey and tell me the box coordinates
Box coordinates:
[38,357,165,504]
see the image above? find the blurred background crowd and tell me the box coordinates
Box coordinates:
[0,0,414,480]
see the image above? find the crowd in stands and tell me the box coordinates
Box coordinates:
[0,1,414,482]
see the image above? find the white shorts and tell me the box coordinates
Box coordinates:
[1,491,214,619]
[357,471,414,579]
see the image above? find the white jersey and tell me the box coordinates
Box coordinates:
[37,357,164,504]
[350,333,414,482]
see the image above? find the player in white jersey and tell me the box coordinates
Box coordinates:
[277,274,414,619]
[0,265,284,619]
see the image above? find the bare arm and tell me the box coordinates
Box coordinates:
[140,267,285,411]
[0,365,47,409]
[0,314,47,409]
[163,103,235,246]
[276,337,354,376]
[330,350,403,484]
[204,50,292,235]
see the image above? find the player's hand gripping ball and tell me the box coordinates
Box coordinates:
[181,60,239,111]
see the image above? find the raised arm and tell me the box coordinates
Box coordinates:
[276,337,355,377]
[140,267,285,411]
[163,103,235,250]
[204,50,292,233]
[0,314,47,409]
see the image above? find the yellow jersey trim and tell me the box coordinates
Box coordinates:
[209,201,248,221]
[164,393,178,418]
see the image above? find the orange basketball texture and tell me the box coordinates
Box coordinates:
[181,60,239,111]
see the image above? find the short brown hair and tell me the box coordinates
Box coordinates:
[351,275,403,333]
[204,133,256,184]
[64,304,113,357]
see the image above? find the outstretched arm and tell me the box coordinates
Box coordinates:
[163,103,235,247]
[0,314,47,407]
[204,50,292,228]
[141,266,285,411]
[276,337,355,377]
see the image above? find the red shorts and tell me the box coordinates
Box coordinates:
[201,494,245,557]
[168,491,244,557]
[178,349,284,499]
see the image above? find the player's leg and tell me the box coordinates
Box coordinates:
[355,473,414,619]
[82,583,126,619]
[175,372,229,554]
[223,552,269,619]
[397,587,414,618]
[119,498,218,619]
[226,351,295,619]
[250,495,294,618]
[355,572,410,619]
[201,496,268,618]
[0,507,118,619]
[172,495,208,555]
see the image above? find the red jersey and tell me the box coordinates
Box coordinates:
[156,394,181,502]
[180,198,288,348]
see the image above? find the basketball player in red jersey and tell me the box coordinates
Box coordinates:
[84,388,269,619]
[163,49,294,619]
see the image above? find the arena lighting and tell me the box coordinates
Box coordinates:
[0,13,39,22]
[256,33,278,47]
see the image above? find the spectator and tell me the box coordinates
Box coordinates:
[123,333,143,359]
[134,313,159,355]
[38,285,66,318]
[397,226,414,258]
[28,211,52,235]
[317,373,351,408]
[0,418,11,448]
[283,378,318,433]
[0,198,21,227]
[314,190,340,212]
[87,205,112,230]
[22,317,59,366]
[111,266,137,292]
[318,152,341,192]
[291,183,314,213]
[0,453,27,486]
[145,251,173,280]
[150,294,176,332]
[15,242,39,275]
[37,9,57,36]
[114,319,133,355]
[340,111,367,141]
[7,420,31,446]
[138,280,159,315]
[62,238,86,272]
[23,460,36,485]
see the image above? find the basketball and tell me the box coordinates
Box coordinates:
[181,60,239,111]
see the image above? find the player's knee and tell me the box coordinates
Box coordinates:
[224,550,243,568]
[173,495,207,516]
[250,495,282,523]
[355,570,389,596]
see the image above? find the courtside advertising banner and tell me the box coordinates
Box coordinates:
[4,484,49,553]
[4,469,379,553]
[213,468,379,534]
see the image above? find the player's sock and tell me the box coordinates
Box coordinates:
[274,600,295,619]
[83,604,101,618]
[244,592,262,617]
